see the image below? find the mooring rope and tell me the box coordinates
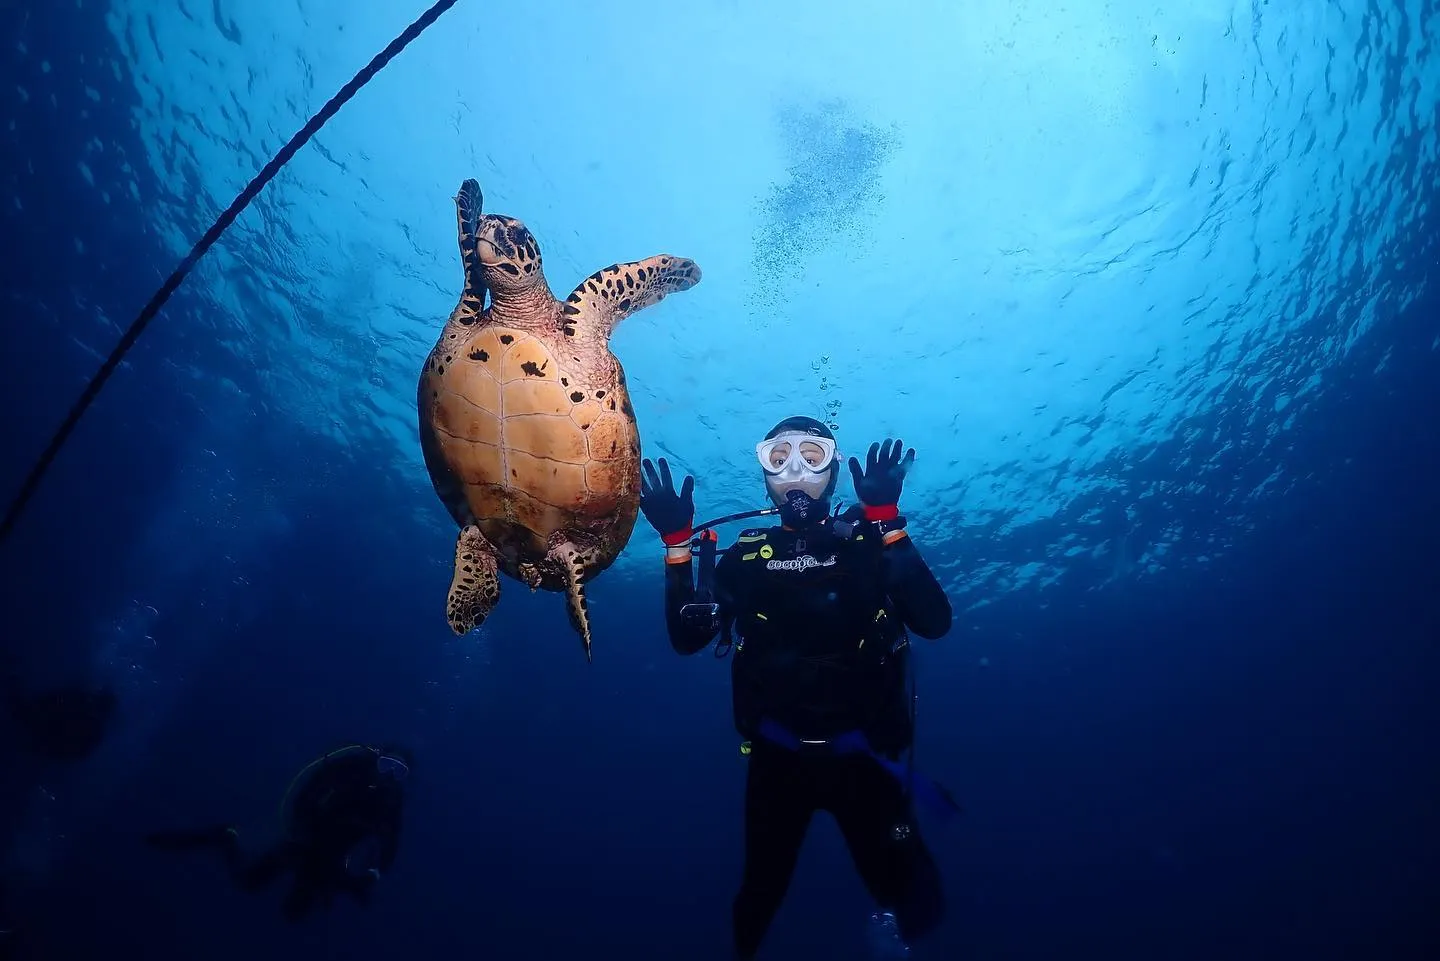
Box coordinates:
[0,0,464,545]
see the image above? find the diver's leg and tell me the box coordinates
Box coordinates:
[281,846,370,921]
[281,878,320,923]
[279,853,342,923]
[732,745,815,960]
[337,869,377,907]
[830,756,945,945]
[229,839,296,892]
[145,826,293,894]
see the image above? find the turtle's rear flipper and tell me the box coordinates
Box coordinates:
[546,537,594,663]
[447,525,500,635]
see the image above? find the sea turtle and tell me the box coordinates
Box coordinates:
[417,178,702,661]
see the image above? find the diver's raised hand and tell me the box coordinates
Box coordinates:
[640,457,695,546]
[847,438,915,519]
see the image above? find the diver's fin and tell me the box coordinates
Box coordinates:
[562,254,702,341]
[546,537,595,662]
[447,525,501,635]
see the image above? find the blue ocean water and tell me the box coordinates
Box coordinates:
[1,0,1437,958]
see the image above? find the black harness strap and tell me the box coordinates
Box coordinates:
[678,529,724,648]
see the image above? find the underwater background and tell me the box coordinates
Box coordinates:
[1,0,1438,958]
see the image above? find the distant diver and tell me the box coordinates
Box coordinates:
[145,743,411,922]
[640,418,957,960]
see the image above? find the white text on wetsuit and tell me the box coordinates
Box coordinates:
[764,553,838,572]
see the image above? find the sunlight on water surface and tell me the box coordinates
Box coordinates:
[96,0,1438,601]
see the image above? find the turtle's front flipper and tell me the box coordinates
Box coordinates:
[546,535,595,663]
[455,179,487,303]
[562,255,702,342]
[443,178,487,333]
[447,525,500,635]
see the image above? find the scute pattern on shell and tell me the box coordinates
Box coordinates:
[419,323,640,591]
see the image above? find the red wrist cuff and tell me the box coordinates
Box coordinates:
[661,527,693,547]
[862,504,899,522]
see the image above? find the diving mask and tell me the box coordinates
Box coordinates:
[756,432,837,477]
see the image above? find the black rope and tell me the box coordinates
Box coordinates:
[0,0,463,546]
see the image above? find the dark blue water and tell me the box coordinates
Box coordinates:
[2,2,1438,959]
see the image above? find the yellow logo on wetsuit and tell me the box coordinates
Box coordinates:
[759,544,774,559]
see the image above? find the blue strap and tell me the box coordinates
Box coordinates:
[755,719,961,822]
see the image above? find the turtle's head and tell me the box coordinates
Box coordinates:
[476,214,546,296]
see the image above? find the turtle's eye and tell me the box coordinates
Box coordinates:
[506,224,534,257]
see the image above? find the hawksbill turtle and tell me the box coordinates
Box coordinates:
[417,178,702,661]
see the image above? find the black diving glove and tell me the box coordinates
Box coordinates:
[640,457,695,546]
[847,438,915,520]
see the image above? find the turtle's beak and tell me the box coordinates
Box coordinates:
[476,236,501,266]
[476,216,516,266]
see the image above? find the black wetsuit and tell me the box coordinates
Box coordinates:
[146,748,405,922]
[665,509,952,959]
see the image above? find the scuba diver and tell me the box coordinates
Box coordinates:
[144,743,411,922]
[639,416,956,961]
